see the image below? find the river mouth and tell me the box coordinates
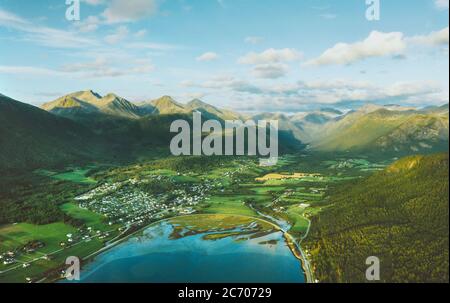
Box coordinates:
[73,215,305,283]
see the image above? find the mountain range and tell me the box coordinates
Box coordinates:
[310,104,449,155]
[0,90,448,170]
[42,91,243,121]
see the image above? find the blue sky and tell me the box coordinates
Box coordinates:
[0,0,448,111]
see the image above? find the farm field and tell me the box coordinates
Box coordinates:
[0,199,118,283]
[35,166,98,184]
[0,153,392,283]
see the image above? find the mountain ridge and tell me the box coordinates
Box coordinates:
[0,94,107,171]
[41,90,141,119]
[11,91,450,160]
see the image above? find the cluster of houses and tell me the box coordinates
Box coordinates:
[0,169,236,279]
[75,182,121,201]
[76,174,219,230]
[60,228,111,248]
[0,240,47,267]
[0,251,16,265]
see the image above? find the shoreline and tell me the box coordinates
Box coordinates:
[58,213,313,283]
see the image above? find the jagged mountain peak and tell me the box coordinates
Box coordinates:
[101,93,126,103]
[152,95,178,103]
[150,96,187,114]
[68,90,102,102]
[187,98,211,107]
[41,91,140,119]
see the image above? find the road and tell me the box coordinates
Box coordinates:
[1,212,314,283]
[247,205,314,283]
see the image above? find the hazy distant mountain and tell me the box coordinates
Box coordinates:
[252,112,310,144]
[290,108,344,143]
[42,90,141,119]
[421,103,449,115]
[0,94,105,171]
[319,107,343,115]
[311,105,449,155]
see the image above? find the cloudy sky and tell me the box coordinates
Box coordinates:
[0,0,448,112]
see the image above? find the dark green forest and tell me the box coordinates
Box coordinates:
[305,153,449,283]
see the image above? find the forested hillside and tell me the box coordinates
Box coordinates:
[305,153,449,283]
[0,94,106,172]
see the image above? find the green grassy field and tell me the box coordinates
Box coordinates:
[171,175,201,183]
[1,152,390,283]
[35,167,97,184]
[0,237,104,283]
[60,203,111,231]
[286,206,310,234]
[0,223,77,254]
[0,201,118,282]
[202,195,258,216]
[149,169,177,176]
[247,186,286,194]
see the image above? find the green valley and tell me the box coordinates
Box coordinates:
[0,92,448,283]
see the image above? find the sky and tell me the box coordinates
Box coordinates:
[0,0,449,112]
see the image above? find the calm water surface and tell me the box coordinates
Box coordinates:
[76,221,305,283]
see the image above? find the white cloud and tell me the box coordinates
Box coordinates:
[299,79,374,90]
[134,29,147,38]
[409,27,449,46]
[103,0,160,23]
[1,54,154,79]
[245,36,264,44]
[61,57,109,73]
[0,9,27,25]
[252,64,288,79]
[82,0,105,5]
[126,42,179,50]
[384,81,441,97]
[239,48,303,65]
[435,0,449,10]
[131,59,155,73]
[319,13,337,19]
[105,26,129,44]
[183,92,207,100]
[0,65,64,77]
[182,75,447,111]
[305,31,407,66]
[196,52,220,62]
[74,15,101,33]
[61,56,154,78]
[0,9,97,48]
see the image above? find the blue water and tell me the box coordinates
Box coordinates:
[76,222,305,283]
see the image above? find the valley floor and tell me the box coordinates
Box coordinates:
[0,153,397,283]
